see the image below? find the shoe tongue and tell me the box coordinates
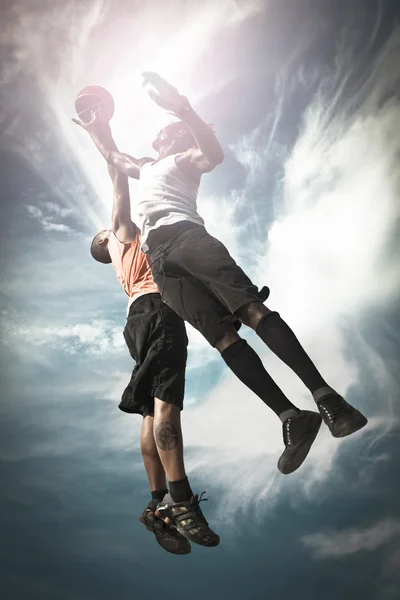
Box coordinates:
[162,492,174,504]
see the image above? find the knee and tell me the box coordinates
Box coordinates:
[214,327,241,353]
[236,301,271,329]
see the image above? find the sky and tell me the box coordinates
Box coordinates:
[0,0,400,599]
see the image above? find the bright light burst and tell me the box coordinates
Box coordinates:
[3,0,264,230]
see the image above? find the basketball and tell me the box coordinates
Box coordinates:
[75,85,115,123]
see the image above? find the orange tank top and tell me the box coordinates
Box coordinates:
[107,231,159,308]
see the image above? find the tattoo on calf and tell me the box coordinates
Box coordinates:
[155,421,179,451]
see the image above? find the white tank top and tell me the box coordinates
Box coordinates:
[137,154,204,252]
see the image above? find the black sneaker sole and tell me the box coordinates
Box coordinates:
[278,412,322,474]
[330,413,368,438]
[139,515,191,555]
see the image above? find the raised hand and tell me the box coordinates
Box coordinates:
[72,108,112,137]
[142,72,189,116]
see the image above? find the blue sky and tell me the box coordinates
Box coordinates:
[1,1,400,599]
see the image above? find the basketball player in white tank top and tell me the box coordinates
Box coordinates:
[75,72,368,527]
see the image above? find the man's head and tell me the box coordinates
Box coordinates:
[152,121,195,158]
[90,229,112,263]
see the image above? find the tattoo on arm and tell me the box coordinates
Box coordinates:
[155,421,179,451]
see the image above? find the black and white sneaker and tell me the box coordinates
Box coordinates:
[317,394,368,438]
[156,492,220,547]
[278,410,322,474]
[140,499,191,555]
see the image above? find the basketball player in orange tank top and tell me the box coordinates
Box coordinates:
[88,162,219,552]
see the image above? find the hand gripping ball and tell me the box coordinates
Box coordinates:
[75,85,115,123]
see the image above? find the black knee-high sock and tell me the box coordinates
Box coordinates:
[256,312,328,394]
[221,339,298,418]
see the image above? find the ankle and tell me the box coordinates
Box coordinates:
[313,386,336,403]
[151,488,168,502]
[169,476,193,503]
[279,408,300,423]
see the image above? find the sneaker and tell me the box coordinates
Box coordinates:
[156,492,220,547]
[278,410,322,474]
[317,394,368,438]
[139,499,191,555]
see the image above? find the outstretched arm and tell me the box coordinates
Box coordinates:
[142,72,224,173]
[108,164,138,243]
[176,105,224,173]
[72,112,153,179]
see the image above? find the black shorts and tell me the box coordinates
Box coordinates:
[119,293,188,416]
[148,222,269,347]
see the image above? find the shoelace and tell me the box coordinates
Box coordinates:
[190,492,209,526]
[320,395,349,418]
[282,419,292,446]
[198,491,208,503]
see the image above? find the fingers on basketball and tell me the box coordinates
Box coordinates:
[89,107,103,122]
[75,86,115,123]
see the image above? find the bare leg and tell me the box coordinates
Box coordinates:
[214,326,241,352]
[139,413,192,552]
[152,403,219,546]
[140,414,167,493]
[153,398,186,482]
[235,300,270,330]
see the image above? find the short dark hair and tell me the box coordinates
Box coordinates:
[161,121,196,149]
[90,232,111,264]
[158,121,215,153]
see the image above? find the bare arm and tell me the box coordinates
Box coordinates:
[108,164,138,243]
[72,113,153,179]
[90,130,153,179]
[142,72,224,174]
[175,103,224,174]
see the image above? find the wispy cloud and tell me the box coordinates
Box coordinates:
[41,201,76,219]
[301,518,400,559]
[4,318,125,356]
[26,202,76,233]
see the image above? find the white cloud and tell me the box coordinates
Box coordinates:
[301,519,400,559]
[197,190,247,263]
[26,205,43,218]
[41,222,74,233]
[26,201,76,234]
[41,201,76,219]
[5,319,125,356]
